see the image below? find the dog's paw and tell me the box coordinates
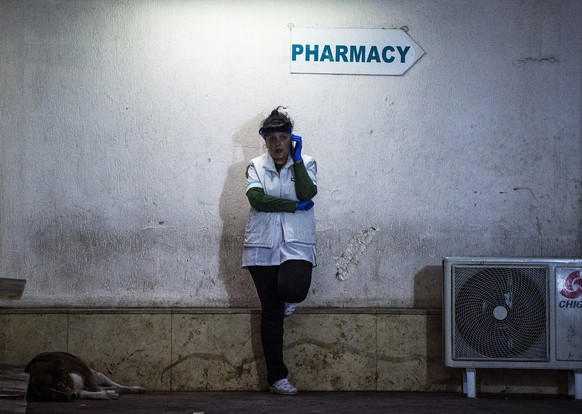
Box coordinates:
[105,390,120,400]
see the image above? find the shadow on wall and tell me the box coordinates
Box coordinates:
[414,265,442,309]
[415,264,460,391]
[424,309,461,392]
[218,114,269,387]
[218,114,265,307]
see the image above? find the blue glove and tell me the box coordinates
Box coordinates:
[291,134,303,163]
[296,200,314,211]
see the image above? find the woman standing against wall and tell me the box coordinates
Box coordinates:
[242,107,317,395]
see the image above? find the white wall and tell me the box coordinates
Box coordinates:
[1,0,581,308]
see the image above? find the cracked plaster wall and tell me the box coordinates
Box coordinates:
[1,0,581,308]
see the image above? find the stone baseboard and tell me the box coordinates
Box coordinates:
[0,308,567,394]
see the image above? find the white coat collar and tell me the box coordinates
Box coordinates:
[262,153,293,173]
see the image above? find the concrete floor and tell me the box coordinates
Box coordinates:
[24,391,582,414]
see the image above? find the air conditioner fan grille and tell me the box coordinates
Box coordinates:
[453,266,548,361]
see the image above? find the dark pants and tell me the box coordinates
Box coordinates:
[248,260,313,386]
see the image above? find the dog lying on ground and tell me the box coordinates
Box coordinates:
[25,351,145,401]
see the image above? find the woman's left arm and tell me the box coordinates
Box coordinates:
[293,159,317,201]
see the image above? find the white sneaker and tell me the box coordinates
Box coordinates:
[270,378,298,395]
[284,303,297,317]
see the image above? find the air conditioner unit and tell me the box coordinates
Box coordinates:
[443,257,582,399]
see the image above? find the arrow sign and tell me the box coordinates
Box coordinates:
[290,28,425,76]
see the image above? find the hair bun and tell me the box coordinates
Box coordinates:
[260,106,294,137]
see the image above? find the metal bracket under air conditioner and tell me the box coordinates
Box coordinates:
[462,368,581,399]
[462,368,477,398]
[568,370,581,400]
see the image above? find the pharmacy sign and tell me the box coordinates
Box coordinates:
[290,28,425,76]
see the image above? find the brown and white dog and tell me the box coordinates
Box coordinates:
[25,351,145,401]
